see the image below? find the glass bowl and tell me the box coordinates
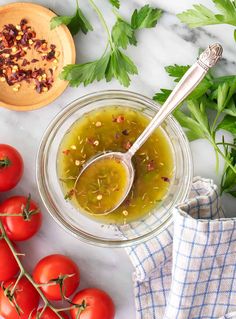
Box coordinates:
[36,90,193,247]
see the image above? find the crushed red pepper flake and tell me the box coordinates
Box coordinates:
[123,140,132,150]
[64,189,76,200]
[115,132,121,139]
[124,198,131,207]
[161,176,170,183]
[112,115,125,123]
[0,19,58,93]
[62,149,70,155]
[147,160,155,172]
[122,129,129,136]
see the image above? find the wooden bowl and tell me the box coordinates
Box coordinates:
[0,2,76,111]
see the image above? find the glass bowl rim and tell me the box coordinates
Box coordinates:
[36,89,193,247]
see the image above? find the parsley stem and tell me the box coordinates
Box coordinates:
[88,0,114,49]
[112,8,122,20]
[211,110,221,134]
[76,0,79,8]
[214,147,220,174]
[217,142,236,148]
[211,140,236,174]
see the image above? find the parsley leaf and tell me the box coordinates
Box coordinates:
[109,0,120,9]
[217,115,236,134]
[111,5,162,50]
[177,0,236,42]
[221,142,236,196]
[112,18,137,49]
[153,60,236,196]
[173,108,206,141]
[154,64,213,103]
[153,89,172,104]
[60,48,137,87]
[131,5,162,29]
[106,48,138,86]
[216,78,236,112]
[61,2,161,87]
[50,5,93,36]
[165,64,190,82]
[60,53,110,87]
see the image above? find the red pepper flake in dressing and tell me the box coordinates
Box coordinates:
[124,198,131,207]
[115,132,121,139]
[123,141,132,150]
[161,176,170,183]
[147,160,155,172]
[122,129,129,136]
[87,138,95,145]
[64,189,76,200]
[62,149,70,155]
[112,115,125,123]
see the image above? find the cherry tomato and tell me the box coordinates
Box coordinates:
[0,276,40,319]
[70,288,115,319]
[32,307,69,319]
[0,239,19,282]
[33,254,80,301]
[0,144,23,192]
[0,195,42,241]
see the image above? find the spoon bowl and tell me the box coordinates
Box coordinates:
[74,151,135,214]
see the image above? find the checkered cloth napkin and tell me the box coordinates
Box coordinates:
[126,177,236,319]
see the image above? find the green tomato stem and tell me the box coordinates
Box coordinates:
[36,282,57,287]
[39,304,47,319]
[10,271,24,295]
[0,221,67,319]
[0,157,11,168]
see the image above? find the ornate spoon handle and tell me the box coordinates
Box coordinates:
[127,43,223,157]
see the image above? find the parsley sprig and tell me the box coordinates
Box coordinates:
[56,1,162,87]
[220,138,236,196]
[109,0,120,9]
[50,0,93,36]
[153,63,236,197]
[112,5,162,49]
[178,0,236,41]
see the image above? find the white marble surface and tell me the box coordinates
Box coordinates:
[0,0,236,318]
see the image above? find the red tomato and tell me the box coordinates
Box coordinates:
[0,195,42,241]
[70,288,115,319]
[0,144,23,192]
[0,239,19,282]
[32,307,69,319]
[33,254,80,301]
[0,277,40,319]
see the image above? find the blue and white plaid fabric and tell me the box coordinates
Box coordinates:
[127,177,236,319]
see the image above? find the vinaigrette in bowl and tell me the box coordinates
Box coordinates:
[57,106,174,224]
[37,90,192,247]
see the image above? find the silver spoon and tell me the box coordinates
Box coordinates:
[75,43,223,215]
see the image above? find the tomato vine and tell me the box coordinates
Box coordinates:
[0,221,85,319]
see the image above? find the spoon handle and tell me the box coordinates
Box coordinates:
[127,43,223,157]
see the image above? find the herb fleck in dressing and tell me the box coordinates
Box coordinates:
[74,157,129,215]
[57,106,174,224]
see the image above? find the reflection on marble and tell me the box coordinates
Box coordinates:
[0,0,236,318]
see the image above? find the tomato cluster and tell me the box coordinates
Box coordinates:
[0,145,115,319]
